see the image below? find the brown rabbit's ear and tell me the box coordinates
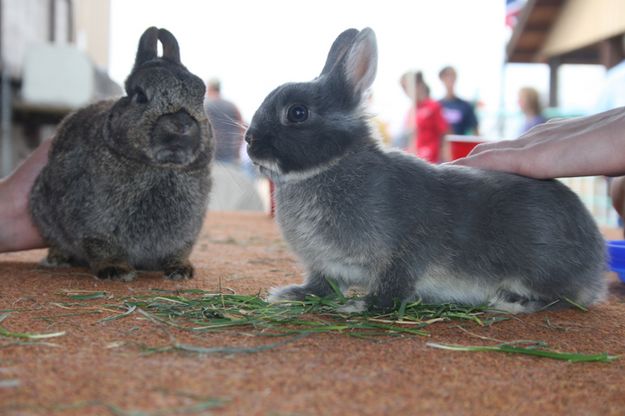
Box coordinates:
[158,28,181,65]
[135,26,159,67]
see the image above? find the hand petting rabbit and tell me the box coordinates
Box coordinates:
[30,27,213,282]
[246,28,606,313]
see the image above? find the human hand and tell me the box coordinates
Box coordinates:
[450,107,625,179]
[0,139,51,253]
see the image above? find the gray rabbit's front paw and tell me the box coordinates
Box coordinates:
[267,285,309,303]
[336,299,367,313]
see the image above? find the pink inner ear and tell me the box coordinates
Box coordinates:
[353,49,370,81]
[346,41,375,92]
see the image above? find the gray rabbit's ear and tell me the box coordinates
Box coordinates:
[320,28,359,76]
[158,28,181,65]
[342,28,377,97]
[135,26,159,67]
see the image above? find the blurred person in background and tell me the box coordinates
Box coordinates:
[438,66,479,136]
[204,78,264,212]
[518,86,546,134]
[204,78,245,165]
[394,71,418,150]
[405,71,448,163]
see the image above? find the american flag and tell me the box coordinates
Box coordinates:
[506,0,525,28]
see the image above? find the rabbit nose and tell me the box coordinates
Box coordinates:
[152,110,202,165]
[157,110,197,135]
[244,132,255,144]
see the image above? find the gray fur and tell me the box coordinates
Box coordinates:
[29,27,213,281]
[246,28,606,313]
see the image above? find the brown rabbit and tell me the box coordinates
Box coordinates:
[29,27,213,281]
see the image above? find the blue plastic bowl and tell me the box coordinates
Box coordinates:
[607,240,625,283]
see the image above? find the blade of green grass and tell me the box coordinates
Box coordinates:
[98,305,137,323]
[13,397,226,416]
[397,300,408,321]
[426,342,618,362]
[0,313,65,340]
[62,291,110,300]
[324,277,346,301]
[0,341,61,348]
[0,326,66,340]
[143,333,307,356]
[561,296,589,312]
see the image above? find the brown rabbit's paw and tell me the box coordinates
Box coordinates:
[163,265,194,281]
[95,266,137,282]
[40,256,72,268]
[40,248,73,268]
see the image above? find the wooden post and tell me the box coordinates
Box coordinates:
[548,57,560,108]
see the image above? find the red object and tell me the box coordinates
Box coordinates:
[415,98,448,163]
[447,135,485,160]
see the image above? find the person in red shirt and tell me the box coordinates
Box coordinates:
[413,73,448,163]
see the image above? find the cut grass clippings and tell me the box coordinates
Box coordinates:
[54,285,618,362]
[118,289,492,338]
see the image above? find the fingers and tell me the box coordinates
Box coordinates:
[448,147,553,179]
[448,149,519,173]
[462,139,523,158]
[610,177,625,220]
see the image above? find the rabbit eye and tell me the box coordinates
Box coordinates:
[133,88,148,104]
[287,104,309,123]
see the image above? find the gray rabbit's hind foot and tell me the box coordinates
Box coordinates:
[488,288,557,314]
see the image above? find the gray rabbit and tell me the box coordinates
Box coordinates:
[245,28,606,313]
[29,27,213,281]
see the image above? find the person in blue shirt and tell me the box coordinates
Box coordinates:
[438,66,479,135]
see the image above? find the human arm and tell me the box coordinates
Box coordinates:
[0,140,51,253]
